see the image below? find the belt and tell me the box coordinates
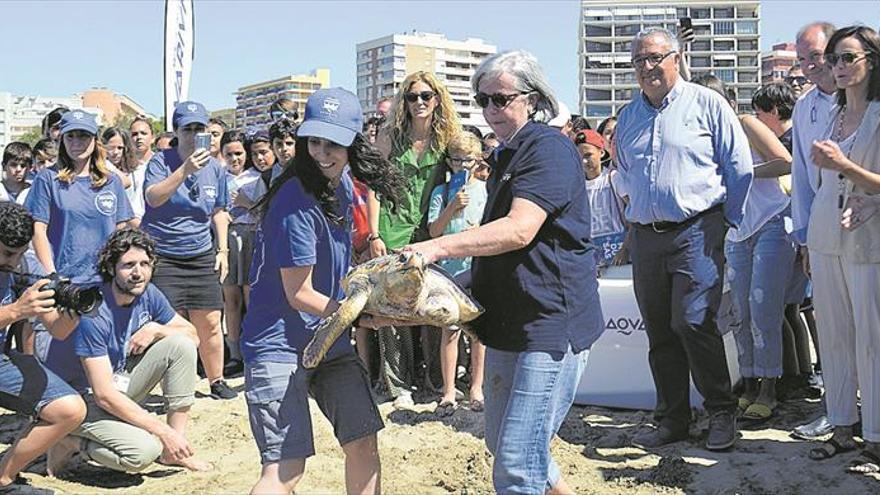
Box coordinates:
[635,204,724,233]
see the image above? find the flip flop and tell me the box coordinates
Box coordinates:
[436,400,456,417]
[809,438,857,461]
[737,396,754,412]
[469,399,484,412]
[742,402,774,421]
[847,450,880,474]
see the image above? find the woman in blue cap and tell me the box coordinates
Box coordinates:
[141,101,235,400]
[27,110,135,280]
[241,87,405,495]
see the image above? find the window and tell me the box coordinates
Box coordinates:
[738,7,758,18]
[615,61,633,70]
[739,71,759,83]
[616,72,637,84]
[691,56,711,68]
[586,89,612,101]
[714,7,734,18]
[584,72,612,84]
[714,21,734,35]
[693,24,711,36]
[737,21,758,35]
[738,56,758,67]
[715,40,735,51]
[644,14,665,20]
[615,88,635,100]
[739,87,756,99]
[676,7,688,18]
[715,58,735,67]
[586,58,613,69]
[691,8,710,19]
[716,69,735,83]
[692,40,711,51]
[585,25,612,37]
[738,103,753,114]
[614,40,632,52]
[739,39,758,51]
[586,41,611,53]
[586,105,613,117]
[616,24,641,36]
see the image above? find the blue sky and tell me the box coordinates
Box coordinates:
[0,0,875,116]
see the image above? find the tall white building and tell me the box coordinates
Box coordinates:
[579,0,761,120]
[356,32,497,130]
[0,93,96,148]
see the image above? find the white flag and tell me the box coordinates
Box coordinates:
[164,0,194,130]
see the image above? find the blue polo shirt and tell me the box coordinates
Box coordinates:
[471,121,604,353]
[141,148,228,258]
[46,282,176,392]
[241,172,354,365]
[26,169,134,280]
[0,252,46,349]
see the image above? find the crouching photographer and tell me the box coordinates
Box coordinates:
[45,228,210,475]
[0,202,85,489]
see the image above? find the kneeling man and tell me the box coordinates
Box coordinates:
[49,228,209,473]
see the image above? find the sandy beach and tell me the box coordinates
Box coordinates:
[5,376,878,495]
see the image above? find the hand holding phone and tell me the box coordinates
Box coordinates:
[678,17,695,45]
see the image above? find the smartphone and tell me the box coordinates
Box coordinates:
[447,169,469,201]
[679,17,692,30]
[195,132,211,151]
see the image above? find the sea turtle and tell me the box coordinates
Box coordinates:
[302,252,484,368]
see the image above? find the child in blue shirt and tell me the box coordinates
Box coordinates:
[426,131,488,413]
[241,88,406,494]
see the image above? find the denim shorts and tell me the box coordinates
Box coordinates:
[0,352,78,417]
[244,353,384,464]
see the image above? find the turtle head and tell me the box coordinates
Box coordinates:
[380,251,426,298]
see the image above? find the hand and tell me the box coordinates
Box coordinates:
[215,251,228,282]
[403,239,443,265]
[232,190,253,208]
[448,191,469,212]
[183,149,211,176]
[812,140,853,172]
[368,237,387,259]
[612,246,629,266]
[841,194,880,231]
[677,26,695,45]
[358,313,413,329]
[128,323,159,355]
[801,247,811,277]
[158,426,194,464]
[14,279,56,320]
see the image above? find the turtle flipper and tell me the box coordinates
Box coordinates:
[302,280,370,368]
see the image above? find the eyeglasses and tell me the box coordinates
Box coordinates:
[474,92,530,109]
[403,91,436,103]
[826,52,869,67]
[448,156,476,165]
[631,51,676,69]
[784,75,808,86]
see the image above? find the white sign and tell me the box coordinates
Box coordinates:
[164,0,194,130]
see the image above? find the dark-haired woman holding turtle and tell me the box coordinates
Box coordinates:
[241,88,405,495]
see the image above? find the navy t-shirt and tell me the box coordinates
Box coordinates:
[241,172,354,365]
[141,148,228,258]
[26,168,134,280]
[471,121,605,353]
[47,282,176,392]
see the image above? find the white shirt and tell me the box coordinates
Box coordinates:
[726,150,790,242]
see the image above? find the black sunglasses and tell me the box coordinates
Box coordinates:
[826,52,868,67]
[404,91,436,103]
[474,91,530,109]
[784,75,808,86]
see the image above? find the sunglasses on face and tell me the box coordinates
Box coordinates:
[404,91,436,103]
[448,156,476,165]
[474,91,529,109]
[784,75,808,85]
[826,52,869,67]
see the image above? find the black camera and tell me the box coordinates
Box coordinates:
[41,274,102,315]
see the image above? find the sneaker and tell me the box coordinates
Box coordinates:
[631,425,689,449]
[224,358,244,377]
[210,379,237,400]
[706,410,737,451]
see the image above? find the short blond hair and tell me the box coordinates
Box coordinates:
[447,131,482,158]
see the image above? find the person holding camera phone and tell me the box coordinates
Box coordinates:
[44,228,210,475]
[0,203,86,490]
[142,101,236,400]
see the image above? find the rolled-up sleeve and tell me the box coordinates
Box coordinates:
[712,101,753,227]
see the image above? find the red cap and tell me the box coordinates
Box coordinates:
[574,129,605,151]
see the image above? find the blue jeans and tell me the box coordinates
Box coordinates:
[630,209,736,432]
[483,345,585,494]
[0,352,77,417]
[725,215,796,378]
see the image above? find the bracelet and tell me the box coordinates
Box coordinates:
[216,248,229,253]
[367,233,382,243]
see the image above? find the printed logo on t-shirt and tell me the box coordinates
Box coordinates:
[94,191,118,216]
[136,311,152,330]
[203,185,217,200]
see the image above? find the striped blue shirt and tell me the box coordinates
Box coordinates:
[614,80,753,227]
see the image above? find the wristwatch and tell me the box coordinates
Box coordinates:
[366,233,382,243]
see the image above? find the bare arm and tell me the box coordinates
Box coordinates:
[128,314,199,356]
[410,197,547,263]
[740,115,792,177]
[366,189,387,258]
[32,222,55,274]
[279,265,340,318]
[145,149,210,208]
[212,208,229,282]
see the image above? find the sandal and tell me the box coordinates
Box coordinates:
[809,437,857,461]
[847,450,880,474]
[436,400,456,417]
[469,399,484,412]
[742,402,775,421]
[737,396,753,412]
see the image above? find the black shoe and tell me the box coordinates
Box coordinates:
[706,410,737,451]
[224,358,244,377]
[210,379,237,400]
[632,425,689,449]
[792,415,834,441]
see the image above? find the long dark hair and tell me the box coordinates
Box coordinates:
[826,25,880,106]
[101,127,138,174]
[257,133,405,225]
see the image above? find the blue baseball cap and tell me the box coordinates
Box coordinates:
[172,101,209,129]
[296,88,363,147]
[59,110,98,135]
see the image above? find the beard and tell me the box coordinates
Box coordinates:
[114,277,147,298]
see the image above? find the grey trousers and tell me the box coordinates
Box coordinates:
[73,333,198,472]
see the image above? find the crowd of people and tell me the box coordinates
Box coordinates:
[0,18,877,495]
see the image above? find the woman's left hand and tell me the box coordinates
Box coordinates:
[841,194,880,231]
[215,251,229,282]
[812,140,853,172]
[403,239,443,265]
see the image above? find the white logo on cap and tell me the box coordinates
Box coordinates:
[73,111,84,120]
[187,104,197,113]
[322,97,340,116]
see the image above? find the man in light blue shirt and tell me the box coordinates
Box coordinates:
[614,27,752,452]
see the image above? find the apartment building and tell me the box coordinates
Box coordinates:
[235,68,330,129]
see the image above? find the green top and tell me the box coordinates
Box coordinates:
[379,146,444,249]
